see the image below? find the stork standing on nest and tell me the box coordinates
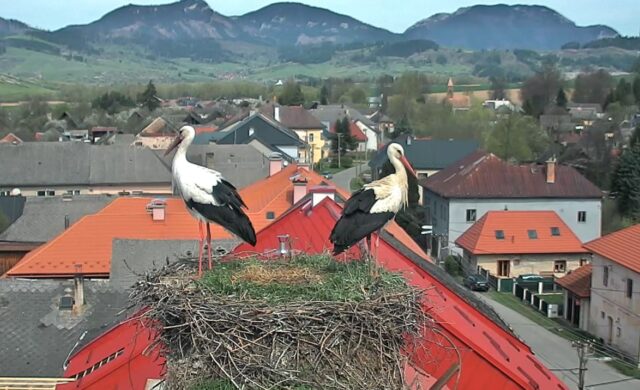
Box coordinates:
[330,143,416,273]
[166,126,256,276]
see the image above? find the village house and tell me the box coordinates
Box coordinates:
[584,225,640,364]
[262,104,326,164]
[367,110,395,141]
[0,132,23,145]
[556,263,592,331]
[310,104,379,152]
[455,210,589,278]
[422,152,603,258]
[444,78,471,112]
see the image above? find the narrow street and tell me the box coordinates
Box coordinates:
[475,293,640,389]
[330,162,369,192]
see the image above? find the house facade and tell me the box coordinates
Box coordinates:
[422,152,602,258]
[455,211,589,278]
[265,105,326,164]
[556,264,592,331]
[585,225,640,363]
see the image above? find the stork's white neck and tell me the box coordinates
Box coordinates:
[174,136,192,163]
[390,154,408,180]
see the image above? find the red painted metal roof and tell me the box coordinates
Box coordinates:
[584,224,640,274]
[234,197,568,390]
[556,264,592,298]
[456,211,588,255]
[422,152,602,199]
[59,313,165,390]
[330,120,367,142]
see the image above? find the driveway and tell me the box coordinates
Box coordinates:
[475,293,640,389]
[330,163,369,193]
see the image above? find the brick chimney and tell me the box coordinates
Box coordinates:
[293,177,308,204]
[269,155,283,176]
[73,264,84,313]
[546,157,556,184]
[309,185,335,207]
[147,199,167,221]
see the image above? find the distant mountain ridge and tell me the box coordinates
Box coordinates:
[404,4,618,50]
[0,1,621,55]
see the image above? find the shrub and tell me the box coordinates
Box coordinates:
[444,255,462,277]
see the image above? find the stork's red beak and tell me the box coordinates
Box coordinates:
[164,136,182,156]
[400,155,417,178]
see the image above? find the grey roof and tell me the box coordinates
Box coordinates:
[110,239,239,289]
[0,195,113,242]
[214,113,304,147]
[369,136,480,171]
[158,144,270,189]
[0,143,172,187]
[309,105,375,127]
[0,279,129,376]
[0,195,26,231]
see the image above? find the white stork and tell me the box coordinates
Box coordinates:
[165,126,256,276]
[330,143,416,270]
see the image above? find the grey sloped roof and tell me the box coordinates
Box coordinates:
[0,279,129,376]
[0,195,113,242]
[0,142,91,186]
[309,105,375,127]
[110,239,239,289]
[158,144,269,189]
[369,137,480,171]
[89,145,171,185]
[0,143,172,187]
[0,195,26,231]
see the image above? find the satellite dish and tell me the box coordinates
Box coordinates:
[10,188,21,196]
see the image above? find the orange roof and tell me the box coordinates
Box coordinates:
[0,132,23,144]
[556,264,592,298]
[455,211,588,255]
[193,125,217,135]
[240,164,428,260]
[584,224,640,274]
[7,198,232,278]
[330,121,367,142]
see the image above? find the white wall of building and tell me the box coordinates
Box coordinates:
[588,254,640,362]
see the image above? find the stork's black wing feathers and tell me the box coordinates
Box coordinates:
[330,188,394,255]
[186,180,256,246]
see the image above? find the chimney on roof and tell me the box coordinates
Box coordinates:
[293,177,308,204]
[546,156,556,184]
[310,185,335,207]
[274,106,281,122]
[269,154,283,176]
[147,199,167,221]
[64,215,70,230]
[278,234,291,257]
[73,264,84,312]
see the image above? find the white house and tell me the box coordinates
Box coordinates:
[585,225,640,364]
[422,152,603,258]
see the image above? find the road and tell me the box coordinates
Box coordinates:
[475,293,640,390]
[330,163,369,193]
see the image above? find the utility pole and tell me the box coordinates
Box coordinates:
[337,133,343,168]
[573,340,592,390]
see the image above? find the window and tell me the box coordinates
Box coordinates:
[308,133,314,142]
[580,258,588,266]
[266,211,275,220]
[466,209,477,222]
[603,266,609,287]
[550,227,560,236]
[495,230,505,240]
[601,311,605,319]
[528,230,538,239]
[0,190,9,197]
[248,127,255,137]
[578,211,587,223]
[46,190,55,196]
[627,279,633,298]
[554,260,567,273]
[497,260,510,277]
[37,190,46,197]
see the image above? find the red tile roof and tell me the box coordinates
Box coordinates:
[0,132,23,144]
[330,120,367,142]
[456,211,588,255]
[556,264,592,298]
[234,197,566,390]
[193,125,217,135]
[584,224,640,274]
[423,152,602,199]
[7,198,233,277]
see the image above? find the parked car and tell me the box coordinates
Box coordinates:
[322,171,333,179]
[517,274,545,282]
[464,274,489,292]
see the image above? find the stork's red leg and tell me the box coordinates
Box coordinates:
[197,221,205,277]
[206,223,213,270]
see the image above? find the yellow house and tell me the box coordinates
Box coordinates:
[263,105,326,164]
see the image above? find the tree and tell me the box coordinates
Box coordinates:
[392,71,430,100]
[330,117,357,157]
[489,76,507,100]
[572,70,612,106]
[611,144,640,220]
[633,76,640,105]
[348,86,367,104]
[388,115,412,140]
[485,113,549,162]
[92,91,135,114]
[521,65,561,117]
[614,78,635,106]
[278,79,305,106]
[630,125,640,148]
[556,87,568,108]
[137,80,160,112]
[319,85,329,105]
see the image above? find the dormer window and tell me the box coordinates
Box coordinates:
[249,128,255,137]
[495,230,505,240]
[527,230,538,239]
[266,211,275,220]
[551,227,560,236]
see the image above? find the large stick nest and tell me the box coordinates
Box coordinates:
[131,256,431,389]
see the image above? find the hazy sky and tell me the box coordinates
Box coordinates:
[2,0,638,36]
